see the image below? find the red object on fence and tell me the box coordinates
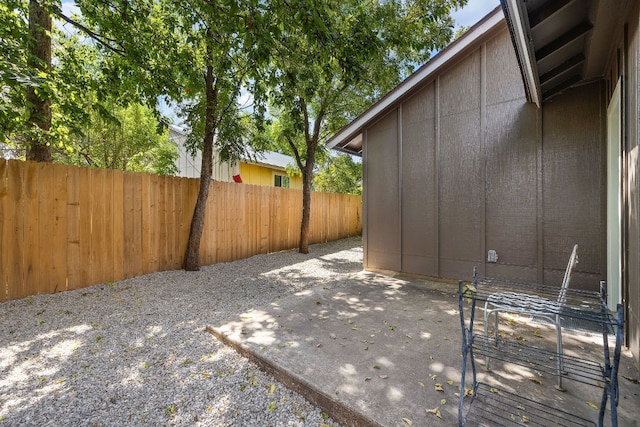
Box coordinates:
[232,174,243,183]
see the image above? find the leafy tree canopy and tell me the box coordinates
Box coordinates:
[314,154,362,195]
[1,0,175,172]
[54,100,178,175]
[260,0,467,252]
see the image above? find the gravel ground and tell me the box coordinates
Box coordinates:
[0,237,363,427]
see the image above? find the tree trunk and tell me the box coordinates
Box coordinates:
[298,139,316,254]
[182,64,217,271]
[299,164,313,254]
[26,0,52,162]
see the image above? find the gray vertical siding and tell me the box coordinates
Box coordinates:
[364,111,401,271]
[438,50,483,279]
[542,83,604,288]
[362,28,606,290]
[484,32,540,281]
[401,84,438,276]
[629,3,640,371]
[611,2,640,370]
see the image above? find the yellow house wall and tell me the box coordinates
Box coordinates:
[239,162,302,189]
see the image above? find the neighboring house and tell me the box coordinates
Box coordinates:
[0,143,22,159]
[169,125,302,189]
[327,1,640,369]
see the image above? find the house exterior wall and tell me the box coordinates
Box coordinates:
[362,26,605,291]
[603,1,640,370]
[170,129,301,189]
[628,1,640,372]
[239,162,303,189]
[364,111,401,271]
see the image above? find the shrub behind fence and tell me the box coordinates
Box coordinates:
[0,160,362,302]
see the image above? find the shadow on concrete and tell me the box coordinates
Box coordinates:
[209,268,640,427]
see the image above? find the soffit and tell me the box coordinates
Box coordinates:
[503,0,623,104]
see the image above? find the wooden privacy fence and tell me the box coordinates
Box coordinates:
[0,159,362,302]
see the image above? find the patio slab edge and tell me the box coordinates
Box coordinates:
[205,325,383,427]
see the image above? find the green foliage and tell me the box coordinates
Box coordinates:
[453,25,471,40]
[74,0,269,165]
[54,102,178,175]
[0,0,45,144]
[314,154,362,195]
[259,0,466,251]
[262,0,468,174]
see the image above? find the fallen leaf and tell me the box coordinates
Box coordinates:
[365,377,372,381]
[489,387,498,393]
[402,418,413,425]
[418,382,425,388]
[447,380,454,385]
[426,407,442,419]
[586,402,599,410]
[440,398,446,405]
[434,383,444,392]
[430,374,437,381]
[522,415,530,424]
[529,378,543,385]
[379,375,388,379]
[373,365,381,370]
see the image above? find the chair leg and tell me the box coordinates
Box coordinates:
[483,309,492,370]
[483,309,499,371]
[555,320,566,391]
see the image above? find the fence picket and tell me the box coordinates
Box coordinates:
[0,160,362,301]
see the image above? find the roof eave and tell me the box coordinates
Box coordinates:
[326,6,506,155]
[501,0,542,107]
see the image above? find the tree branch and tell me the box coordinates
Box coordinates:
[285,134,304,172]
[52,7,126,56]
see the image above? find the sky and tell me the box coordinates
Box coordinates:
[451,0,501,29]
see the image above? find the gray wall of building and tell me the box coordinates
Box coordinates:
[628,2,640,371]
[362,28,605,290]
[603,1,640,369]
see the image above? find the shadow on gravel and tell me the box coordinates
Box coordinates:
[0,237,364,426]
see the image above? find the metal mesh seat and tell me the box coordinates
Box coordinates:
[482,244,579,390]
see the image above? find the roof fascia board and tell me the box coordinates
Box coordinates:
[326,7,505,150]
[502,0,541,107]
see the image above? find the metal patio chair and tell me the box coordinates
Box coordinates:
[482,244,578,390]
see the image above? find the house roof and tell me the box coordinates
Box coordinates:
[501,0,624,105]
[168,124,188,136]
[244,148,295,170]
[326,6,505,156]
[168,125,294,171]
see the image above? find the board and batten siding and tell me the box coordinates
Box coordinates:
[602,1,640,370]
[362,27,605,290]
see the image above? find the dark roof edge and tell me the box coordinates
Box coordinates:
[500,0,541,107]
[326,5,505,153]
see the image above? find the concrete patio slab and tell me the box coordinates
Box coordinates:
[208,268,640,427]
